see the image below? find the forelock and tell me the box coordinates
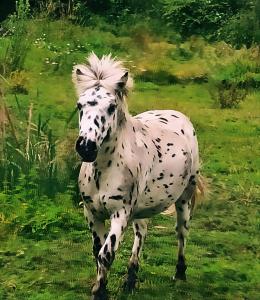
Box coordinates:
[72,53,133,96]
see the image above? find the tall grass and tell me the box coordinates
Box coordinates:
[0,91,75,197]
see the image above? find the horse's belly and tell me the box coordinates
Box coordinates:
[133,197,174,219]
[133,184,180,219]
[133,205,166,219]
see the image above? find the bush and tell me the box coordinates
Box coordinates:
[208,58,259,108]
[213,81,248,108]
[219,10,255,48]
[8,70,29,94]
[162,0,258,48]
[163,0,240,39]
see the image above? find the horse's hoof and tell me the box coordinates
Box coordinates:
[173,272,187,281]
[91,290,108,300]
[92,280,108,300]
[123,263,138,292]
[91,295,108,300]
[122,278,136,292]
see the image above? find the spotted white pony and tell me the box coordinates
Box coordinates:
[72,53,203,299]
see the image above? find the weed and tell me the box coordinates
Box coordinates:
[8,70,28,94]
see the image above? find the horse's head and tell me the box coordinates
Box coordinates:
[72,53,132,162]
[74,79,128,162]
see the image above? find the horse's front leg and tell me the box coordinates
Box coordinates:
[84,206,106,270]
[92,207,130,300]
[123,219,148,291]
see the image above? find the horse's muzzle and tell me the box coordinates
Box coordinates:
[75,137,98,162]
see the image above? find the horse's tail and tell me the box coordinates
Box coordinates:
[191,174,206,214]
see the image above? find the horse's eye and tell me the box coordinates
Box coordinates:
[107,104,116,115]
[77,102,82,110]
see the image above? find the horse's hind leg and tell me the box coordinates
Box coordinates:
[123,219,148,291]
[174,182,195,281]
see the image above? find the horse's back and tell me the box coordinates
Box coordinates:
[134,109,199,173]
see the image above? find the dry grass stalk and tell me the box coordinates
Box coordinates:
[4,103,19,147]
[26,103,33,160]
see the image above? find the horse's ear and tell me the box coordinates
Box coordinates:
[76,68,85,76]
[117,72,128,90]
[72,65,88,95]
[72,65,86,81]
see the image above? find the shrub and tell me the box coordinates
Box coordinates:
[163,0,240,39]
[8,70,29,94]
[218,11,255,48]
[218,0,260,48]
[162,0,258,48]
[208,58,256,108]
[212,81,248,108]
[168,45,194,61]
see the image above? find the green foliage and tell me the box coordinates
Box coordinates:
[19,194,84,237]
[208,54,260,108]
[211,81,248,108]
[0,0,31,76]
[16,0,30,19]
[0,188,83,239]
[31,0,80,19]
[0,100,74,196]
[219,0,260,48]
[0,15,259,300]
[87,0,163,19]
[8,70,29,94]
[163,0,248,39]
[162,0,260,47]
[2,0,258,49]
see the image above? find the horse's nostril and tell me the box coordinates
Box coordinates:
[78,136,84,143]
[86,140,97,152]
[76,136,85,151]
[76,137,97,154]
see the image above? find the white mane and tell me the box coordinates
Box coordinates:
[72,53,133,96]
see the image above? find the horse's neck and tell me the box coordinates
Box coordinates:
[95,113,135,169]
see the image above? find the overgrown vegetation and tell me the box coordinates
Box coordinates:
[0,1,259,299]
[0,0,30,76]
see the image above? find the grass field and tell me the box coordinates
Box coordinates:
[0,19,260,300]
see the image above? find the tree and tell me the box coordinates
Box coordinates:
[162,0,254,45]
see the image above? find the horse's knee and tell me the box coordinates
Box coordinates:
[97,236,117,270]
[98,251,115,270]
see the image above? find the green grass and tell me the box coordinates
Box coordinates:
[0,200,259,300]
[1,18,260,300]
[1,85,259,299]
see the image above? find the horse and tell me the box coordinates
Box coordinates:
[72,53,203,299]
